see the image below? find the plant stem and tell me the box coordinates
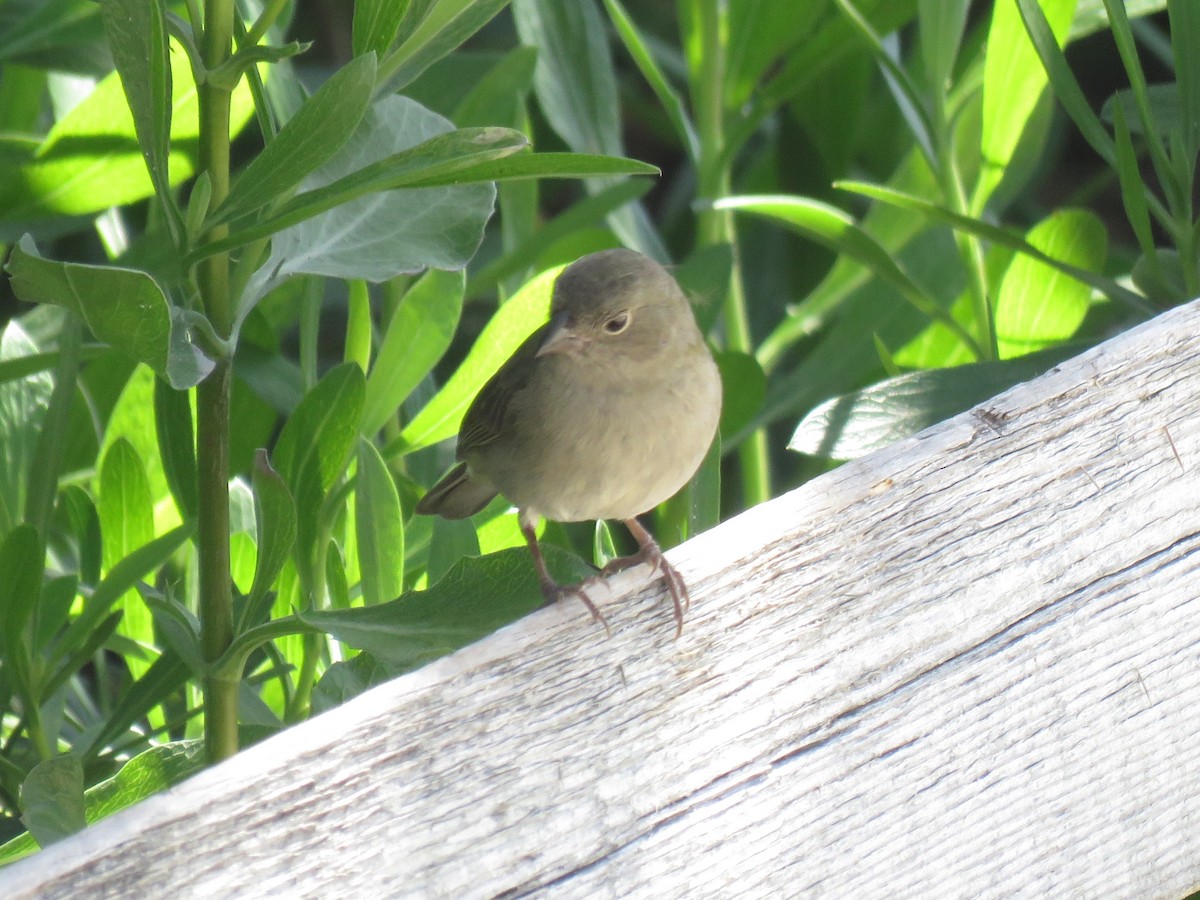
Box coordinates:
[197,0,238,764]
[689,0,771,506]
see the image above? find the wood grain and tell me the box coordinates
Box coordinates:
[6,300,1200,898]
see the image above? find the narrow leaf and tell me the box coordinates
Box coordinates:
[365,270,464,437]
[836,180,1155,315]
[154,377,197,520]
[273,363,365,492]
[99,0,179,242]
[212,54,378,225]
[247,449,296,612]
[355,438,405,605]
[714,195,983,356]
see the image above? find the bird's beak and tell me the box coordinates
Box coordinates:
[536,311,588,357]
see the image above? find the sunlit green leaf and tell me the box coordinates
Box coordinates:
[995,209,1106,358]
[395,263,561,454]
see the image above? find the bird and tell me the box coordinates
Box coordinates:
[415,248,722,636]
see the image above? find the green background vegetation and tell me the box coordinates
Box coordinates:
[0,0,1194,864]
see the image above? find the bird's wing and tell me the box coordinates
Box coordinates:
[455,322,549,457]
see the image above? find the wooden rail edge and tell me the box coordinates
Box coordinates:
[6,299,1200,898]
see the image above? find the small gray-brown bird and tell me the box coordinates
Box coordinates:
[415,248,722,635]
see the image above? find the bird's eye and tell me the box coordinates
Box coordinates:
[604,311,630,334]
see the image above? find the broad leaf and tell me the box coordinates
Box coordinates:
[300,545,594,669]
[20,756,85,847]
[995,209,1106,358]
[6,237,213,388]
[250,97,504,285]
[790,348,1076,460]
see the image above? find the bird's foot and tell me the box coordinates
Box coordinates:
[601,534,689,639]
[538,577,612,636]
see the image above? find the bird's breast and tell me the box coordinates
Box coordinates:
[468,348,721,523]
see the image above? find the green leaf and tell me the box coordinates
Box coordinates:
[154,377,197,521]
[975,0,1076,211]
[513,0,663,256]
[602,0,699,160]
[362,268,464,437]
[273,363,365,493]
[1012,0,1115,168]
[919,0,971,98]
[98,439,154,571]
[83,741,203,822]
[98,438,156,676]
[0,524,43,698]
[0,741,204,865]
[100,365,171,513]
[995,209,1106,358]
[300,545,594,669]
[395,263,560,454]
[1170,0,1200,160]
[427,516,481,587]
[452,45,539,128]
[312,652,393,713]
[1100,84,1182,139]
[24,319,82,535]
[0,41,255,231]
[1070,0,1166,40]
[212,53,378,226]
[724,0,819,113]
[20,755,86,847]
[0,322,53,536]
[143,587,204,677]
[714,351,766,440]
[99,0,179,242]
[352,0,408,56]
[219,99,507,282]
[5,237,214,388]
[714,194,983,357]
[247,450,296,617]
[675,243,733,336]
[55,523,193,663]
[790,348,1076,460]
[81,651,189,763]
[355,438,405,605]
[379,0,511,91]
[466,179,652,297]
[836,180,1154,315]
[0,1,105,72]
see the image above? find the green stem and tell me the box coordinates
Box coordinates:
[197,0,238,764]
[689,0,770,506]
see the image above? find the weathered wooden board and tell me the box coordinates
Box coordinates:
[6,299,1200,899]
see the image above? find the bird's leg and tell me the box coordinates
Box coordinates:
[519,511,610,635]
[601,518,689,638]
